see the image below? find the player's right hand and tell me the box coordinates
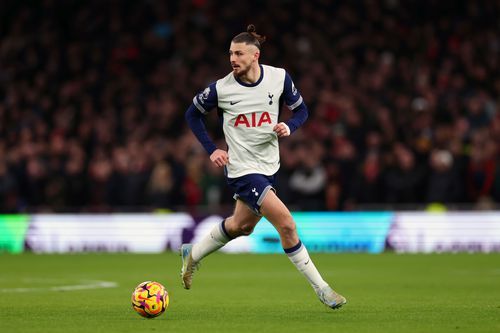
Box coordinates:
[210,149,229,167]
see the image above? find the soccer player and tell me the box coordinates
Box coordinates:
[182,24,346,309]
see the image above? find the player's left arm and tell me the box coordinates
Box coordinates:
[273,72,309,137]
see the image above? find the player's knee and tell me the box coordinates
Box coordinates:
[280,223,296,237]
[239,223,255,236]
[277,215,296,238]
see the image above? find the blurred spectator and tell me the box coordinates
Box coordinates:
[289,140,327,210]
[346,152,385,208]
[384,144,426,204]
[183,154,204,208]
[0,0,499,212]
[199,160,225,209]
[425,149,463,203]
[467,130,498,202]
[0,160,18,212]
[147,160,175,210]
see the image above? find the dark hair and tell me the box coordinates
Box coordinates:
[232,24,266,50]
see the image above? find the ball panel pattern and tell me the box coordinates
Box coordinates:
[131,281,169,318]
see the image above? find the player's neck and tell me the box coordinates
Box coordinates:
[238,63,261,84]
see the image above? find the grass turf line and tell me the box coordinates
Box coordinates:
[0,253,499,333]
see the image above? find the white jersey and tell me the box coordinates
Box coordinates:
[192,64,304,178]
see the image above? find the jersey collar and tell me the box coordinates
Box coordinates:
[234,64,264,87]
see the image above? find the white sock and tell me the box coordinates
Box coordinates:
[191,220,231,262]
[285,241,329,292]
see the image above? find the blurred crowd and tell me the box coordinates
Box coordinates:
[1,0,499,213]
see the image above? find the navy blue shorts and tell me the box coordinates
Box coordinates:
[226,173,276,216]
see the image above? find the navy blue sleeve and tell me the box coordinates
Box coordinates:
[282,72,308,133]
[185,104,218,155]
[186,82,219,155]
[192,82,218,114]
[286,102,308,133]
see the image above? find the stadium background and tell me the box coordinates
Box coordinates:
[1,0,499,214]
[1,0,499,255]
[1,2,500,333]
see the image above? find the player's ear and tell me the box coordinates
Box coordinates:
[254,50,260,61]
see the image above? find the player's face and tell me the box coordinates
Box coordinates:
[229,42,259,77]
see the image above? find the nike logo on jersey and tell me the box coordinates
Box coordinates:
[230,100,242,105]
[304,259,310,265]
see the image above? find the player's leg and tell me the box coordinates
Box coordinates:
[223,199,262,237]
[191,199,260,261]
[181,199,261,289]
[260,190,325,289]
[260,190,347,309]
[180,217,231,290]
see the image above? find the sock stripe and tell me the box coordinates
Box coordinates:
[284,240,303,255]
[219,219,233,240]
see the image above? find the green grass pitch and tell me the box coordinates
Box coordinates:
[1,252,499,333]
